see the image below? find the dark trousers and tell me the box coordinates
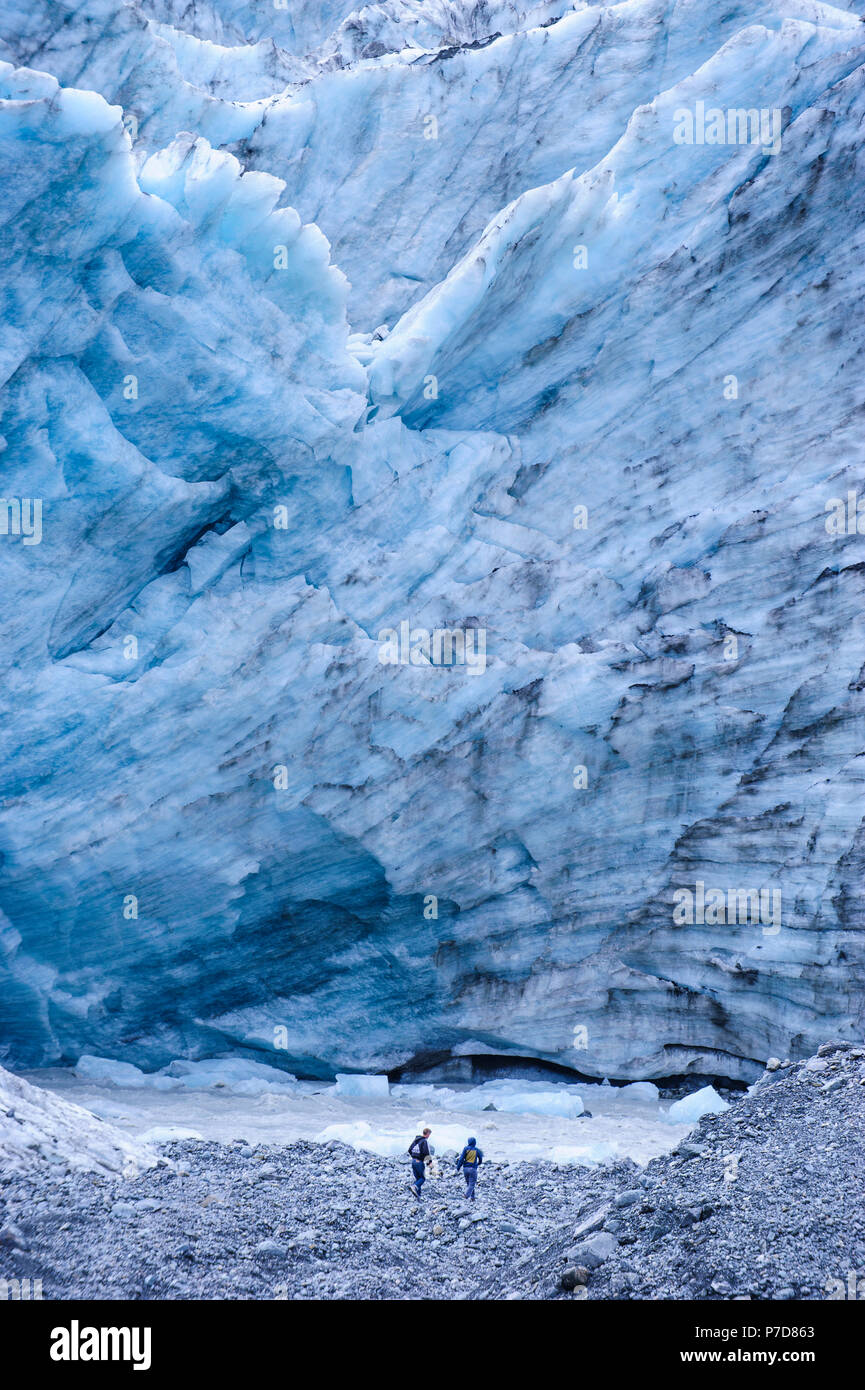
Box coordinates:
[463,1166,478,1199]
[411,1158,426,1193]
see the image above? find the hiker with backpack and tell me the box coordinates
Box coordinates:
[455,1137,483,1201]
[407,1127,433,1200]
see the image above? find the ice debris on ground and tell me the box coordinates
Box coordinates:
[549,1141,620,1166]
[663,1085,730,1125]
[136,1125,205,1144]
[613,1083,660,1106]
[332,1073,390,1098]
[74,1054,299,1096]
[316,1119,463,1156]
[452,1080,585,1119]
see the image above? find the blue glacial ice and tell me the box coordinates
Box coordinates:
[0,0,864,1085]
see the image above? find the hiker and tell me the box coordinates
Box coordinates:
[455,1136,483,1201]
[407,1127,433,1200]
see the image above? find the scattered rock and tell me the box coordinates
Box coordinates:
[572,1205,609,1240]
[0,1222,27,1250]
[677,1143,706,1159]
[568,1232,618,1269]
[111,1202,138,1219]
[3,1043,863,1303]
[486,1043,865,1302]
[817,1042,852,1057]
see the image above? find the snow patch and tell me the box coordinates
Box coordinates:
[0,1064,159,1177]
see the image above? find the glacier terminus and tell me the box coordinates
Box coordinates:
[1,0,864,1092]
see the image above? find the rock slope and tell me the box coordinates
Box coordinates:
[497,1040,865,1299]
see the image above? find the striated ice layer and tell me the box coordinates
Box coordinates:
[0,1,864,1085]
[2,1,861,324]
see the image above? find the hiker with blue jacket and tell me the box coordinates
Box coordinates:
[407,1127,433,1200]
[456,1136,483,1200]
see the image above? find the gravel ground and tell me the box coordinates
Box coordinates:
[2,1042,863,1301]
[502,1040,865,1301]
[0,1134,619,1300]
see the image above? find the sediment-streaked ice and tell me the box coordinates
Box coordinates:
[0,1,863,1087]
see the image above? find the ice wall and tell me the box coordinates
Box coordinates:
[1,0,864,1082]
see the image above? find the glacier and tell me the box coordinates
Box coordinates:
[0,0,864,1086]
